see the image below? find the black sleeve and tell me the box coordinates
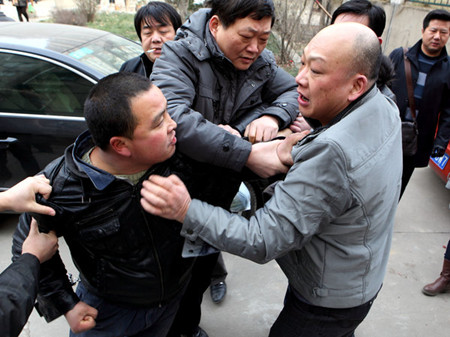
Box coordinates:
[0,253,40,337]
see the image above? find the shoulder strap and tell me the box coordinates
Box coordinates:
[403,47,417,121]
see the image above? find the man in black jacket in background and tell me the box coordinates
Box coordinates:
[119,1,181,77]
[389,9,450,197]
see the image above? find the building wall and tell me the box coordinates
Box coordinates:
[382,3,450,54]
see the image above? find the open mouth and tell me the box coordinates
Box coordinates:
[300,94,310,102]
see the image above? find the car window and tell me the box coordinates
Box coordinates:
[66,34,142,76]
[0,52,94,117]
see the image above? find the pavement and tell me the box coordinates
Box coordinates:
[0,166,449,337]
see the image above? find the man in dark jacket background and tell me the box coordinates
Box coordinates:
[119,1,182,77]
[389,9,450,197]
[11,72,206,337]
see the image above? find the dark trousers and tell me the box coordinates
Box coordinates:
[269,286,376,337]
[70,281,184,337]
[400,155,416,199]
[167,252,220,336]
[16,6,28,22]
[211,252,228,285]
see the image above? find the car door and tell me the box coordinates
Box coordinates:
[0,50,96,189]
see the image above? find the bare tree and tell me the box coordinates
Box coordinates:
[272,0,308,64]
[75,0,97,22]
[166,0,192,20]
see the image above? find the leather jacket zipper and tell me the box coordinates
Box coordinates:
[134,185,165,305]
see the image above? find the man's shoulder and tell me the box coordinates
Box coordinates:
[165,33,209,62]
[120,55,142,72]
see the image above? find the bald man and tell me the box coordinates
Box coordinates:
[140,23,402,337]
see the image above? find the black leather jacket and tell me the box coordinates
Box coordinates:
[12,131,199,322]
[120,53,154,78]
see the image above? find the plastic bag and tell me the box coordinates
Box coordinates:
[28,2,35,13]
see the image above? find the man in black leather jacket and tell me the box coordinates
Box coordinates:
[11,72,208,337]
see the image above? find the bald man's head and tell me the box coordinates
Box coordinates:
[312,22,381,84]
[296,23,382,125]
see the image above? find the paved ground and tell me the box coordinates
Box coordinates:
[0,166,448,337]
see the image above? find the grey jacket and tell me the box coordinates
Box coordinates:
[182,86,402,309]
[151,9,299,171]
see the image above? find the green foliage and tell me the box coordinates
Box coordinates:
[87,12,138,41]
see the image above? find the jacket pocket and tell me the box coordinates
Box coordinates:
[75,210,129,255]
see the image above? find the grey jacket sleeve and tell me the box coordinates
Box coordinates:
[232,66,299,134]
[256,66,299,129]
[152,44,252,171]
[181,140,352,263]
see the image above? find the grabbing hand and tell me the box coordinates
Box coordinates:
[65,301,98,334]
[0,175,55,215]
[22,218,58,263]
[218,124,241,137]
[140,175,191,223]
[244,115,279,143]
[276,131,310,166]
[289,114,311,133]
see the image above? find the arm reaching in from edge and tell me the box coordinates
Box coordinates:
[0,175,55,216]
[22,219,58,263]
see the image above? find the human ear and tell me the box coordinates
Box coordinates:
[348,75,368,102]
[209,15,221,37]
[110,136,131,157]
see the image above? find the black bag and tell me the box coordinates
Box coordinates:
[401,121,418,156]
[402,48,418,156]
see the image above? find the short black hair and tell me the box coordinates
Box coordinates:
[423,9,450,30]
[84,72,153,150]
[134,1,182,41]
[331,0,386,37]
[205,0,275,28]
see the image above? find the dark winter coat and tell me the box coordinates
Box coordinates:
[151,9,299,172]
[11,131,198,322]
[389,40,450,166]
[120,53,154,78]
[0,254,40,337]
